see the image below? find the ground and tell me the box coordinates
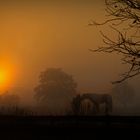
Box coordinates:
[0,116,139,139]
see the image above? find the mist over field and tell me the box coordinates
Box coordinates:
[0,0,139,116]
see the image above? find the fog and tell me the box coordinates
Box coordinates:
[0,0,140,115]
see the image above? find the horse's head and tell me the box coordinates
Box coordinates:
[71,94,81,115]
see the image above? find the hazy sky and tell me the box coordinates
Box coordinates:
[0,0,140,100]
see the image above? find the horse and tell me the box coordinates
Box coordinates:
[72,93,112,115]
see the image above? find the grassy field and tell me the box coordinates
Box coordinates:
[0,116,139,139]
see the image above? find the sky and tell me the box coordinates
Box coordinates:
[0,0,140,104]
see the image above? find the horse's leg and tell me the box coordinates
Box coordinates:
[105,103,109,115]
[105,96,113,115]
[96,104,100,114]
[93,103,99,115]
[105,102,111,115]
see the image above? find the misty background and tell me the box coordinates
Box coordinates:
[0,0,139,115]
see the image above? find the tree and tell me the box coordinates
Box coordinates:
[90,0,140,83]
[0,91,20,107]
[112,81,135,108]
[34,68,77,114]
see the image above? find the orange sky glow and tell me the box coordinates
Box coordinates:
[0,0,139,97]
[0,57,20,92]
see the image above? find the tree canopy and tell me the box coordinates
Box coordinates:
[34,68,77,114]
[112,81,135,106]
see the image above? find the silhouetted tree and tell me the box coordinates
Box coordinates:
[0,92,20,107]
[112,81,135,107]
[90,0,140,83]
[34,68,77,114]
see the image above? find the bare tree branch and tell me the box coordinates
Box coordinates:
[91,0,140,83]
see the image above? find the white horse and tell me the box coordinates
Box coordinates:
[72,93,112,115]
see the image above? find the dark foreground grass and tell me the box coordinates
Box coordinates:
[0,116,139,139]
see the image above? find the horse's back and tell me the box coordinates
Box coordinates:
[82,93,107,101]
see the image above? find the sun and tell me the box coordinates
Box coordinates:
[0,69,9,89]
[0,60,18,91]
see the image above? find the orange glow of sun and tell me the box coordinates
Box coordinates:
[0,69,11,89]
[0,59,19,92]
